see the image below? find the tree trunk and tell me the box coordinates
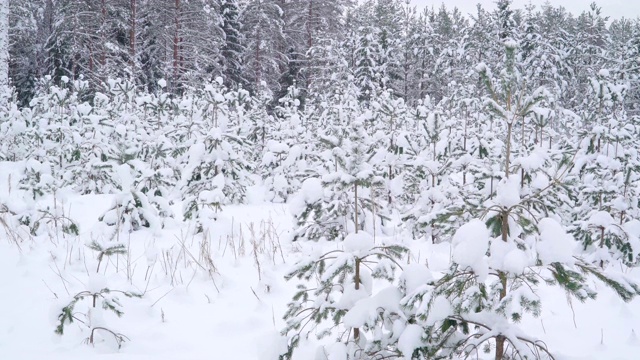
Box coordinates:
[599,226,605,268]
[353,257,360,341]
[496,115,513,360]
[354,182,358,232]
[496,214,509,358]
[255,30,261,90]
[0,0,9,86]
[505,123,512,178]
[495,335,506,360]
[173,0,181,90]
[306,0,313,50]
[100,0,107,68]
[130,0,136,79]
[353,181,360,341]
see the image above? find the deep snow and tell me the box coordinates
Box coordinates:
[1,162,640,360]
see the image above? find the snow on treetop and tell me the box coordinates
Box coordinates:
[199,189,224,204]
[490,237,532,274]
[513,147,547,173]
[496,177,521,208]
[24,158,44,172]
[537,218,577,265]
[266,140,288,154]
[588,211,615,228]
[398,324,424,359]
[343,231,374,255]
[300,177,322,204]
[452,219,490,280]
[87,273,108,293]
[355,165,375,181]
[530,173,550,191]
[531,106,554,119]
[503,39,518,49]
[76,102,92,116]
[400,264,433,294]
[343,286,402,328]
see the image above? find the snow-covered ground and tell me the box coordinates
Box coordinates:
[1,161,639,360]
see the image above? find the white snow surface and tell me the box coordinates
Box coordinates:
[0,163,639,360]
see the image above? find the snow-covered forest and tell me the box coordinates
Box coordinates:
[1,0,640,359]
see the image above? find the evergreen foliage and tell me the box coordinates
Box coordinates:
[1,1,640,357]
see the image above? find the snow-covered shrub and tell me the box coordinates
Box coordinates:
[180,79,253,232]
[261,88,309,202]
[570,71,640,267]
[96,157,173,237]
[55,242,142,349]
[401,42,640,360]
[55,284,142,349]
[281,231,408,359]
[291,93,387,242]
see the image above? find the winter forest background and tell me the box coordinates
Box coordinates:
[1,0,640,359]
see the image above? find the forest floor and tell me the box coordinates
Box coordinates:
[1,161,639,360]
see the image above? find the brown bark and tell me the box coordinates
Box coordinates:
[353,182,360,341]
[495,335,506,360]
[130,0,136,77]
[353,257,360,341]
[505,122,512,178]
[496,104,514,360]
[173,0,181,88]
[496,212,509,358]
[354,183,358,233]
[101,0,106,67]
[306,0,313,50]
[89,44,94,73]
[599,226,605,269]
[255,30,261,90]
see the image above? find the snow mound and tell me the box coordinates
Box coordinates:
[496,177,521,208]
[452,219,490,280]
[301,177,323,204]
[589,211,615,228]
[343,231,374,256]
[400,264,433,294]
[537,218,577,264]
[343,287,402,328]
[398,324,424,359]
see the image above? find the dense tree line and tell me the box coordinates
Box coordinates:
[2,1,640,359]
[3,0,638,112]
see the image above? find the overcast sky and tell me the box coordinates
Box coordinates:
[410,0,640,20]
